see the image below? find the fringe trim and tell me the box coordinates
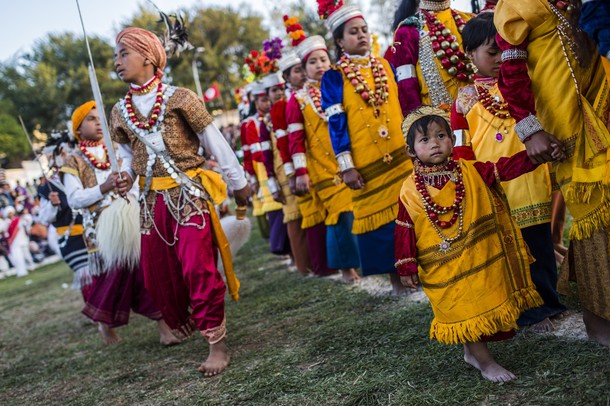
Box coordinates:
[569,199,610,240]
[301,211,326,229]
[80,251,104,287]
[282,211,302,224]
[352,205,398,235]
[324,209,351,226]
[563,181,610,205]
[429,287,543,344]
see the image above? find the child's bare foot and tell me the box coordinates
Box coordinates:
[390,273,412,296]
[341,268,360,284]
[197,339,230,377]
[463,342,516,383]
[529,317,555,333]
[98,323,121,345]
[158,319,181,346]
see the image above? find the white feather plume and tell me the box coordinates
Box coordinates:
[95,195,141,271]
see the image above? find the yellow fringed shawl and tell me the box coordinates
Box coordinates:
[496,0,610,239]
[253,161,283,214]
[342,57,411,234]
[462,84,552,228]
[270,130,301,223]
[416,8,472,105]
[400,160,542,344]
[296,88,353,226]
[297,190,326,229]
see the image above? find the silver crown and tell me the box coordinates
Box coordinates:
[295,36,328,60]
[261,72,286,89]
[326,5,363,33]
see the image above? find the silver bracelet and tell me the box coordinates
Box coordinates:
[325,103,344,117]
[501,48,527,62]
[606,50,610,61]
[336,152,355,172]
[292,153,307,169]
[514,114,544,142]
[267,177,280,194]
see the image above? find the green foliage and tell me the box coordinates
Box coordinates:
[0,102,30,168]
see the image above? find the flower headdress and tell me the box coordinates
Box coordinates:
[283,15,306,47]
[316,0,364,33]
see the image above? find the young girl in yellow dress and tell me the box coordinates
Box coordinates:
[285,24,360,284]
[395,106,547,382]
[318,0,411,293]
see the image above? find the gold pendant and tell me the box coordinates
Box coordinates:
[383,153,393,164]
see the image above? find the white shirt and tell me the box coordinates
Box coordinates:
[118,87,248,191]
[64,145,138,210]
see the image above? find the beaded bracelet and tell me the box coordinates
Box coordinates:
[514,114,544,142]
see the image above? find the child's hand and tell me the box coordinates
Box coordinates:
[400,274,419,289]
[550,143,566,162]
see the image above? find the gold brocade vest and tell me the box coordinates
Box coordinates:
[496,0,610,240]
[416,8,472,106]
[340,57,411,234]
[270,128,301,223]
[463,84,552,228]
[296,86,353,226]
[400,160,542,344]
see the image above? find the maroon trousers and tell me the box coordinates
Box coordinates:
[141,195,227,341]
[81,264,162,328]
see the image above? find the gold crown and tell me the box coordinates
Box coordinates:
[401,105,451,142]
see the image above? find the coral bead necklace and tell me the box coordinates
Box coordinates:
[79,140,110,170]
[124,80,164,131]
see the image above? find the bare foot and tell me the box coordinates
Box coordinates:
[197,339,230,377]
[463,342,516,383]
[341,268,360,284]
[583,309,610,347]
[390,273,412,296]
[529,317,555,333]
[158,319,181,346]
[98,323,122,345]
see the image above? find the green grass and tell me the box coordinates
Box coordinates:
[0,225,609,405]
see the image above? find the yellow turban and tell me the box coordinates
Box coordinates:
[71,101,96,141]
[116,27,167,77]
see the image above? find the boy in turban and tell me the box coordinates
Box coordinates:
[111,27,250,376]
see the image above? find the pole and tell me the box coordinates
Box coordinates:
[18,115,52,191]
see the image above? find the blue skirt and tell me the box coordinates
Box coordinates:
[326,211,360,269]
[356,220,396,276]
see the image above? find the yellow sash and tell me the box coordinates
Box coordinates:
[139,168,240,301]
[465,86,552,228]
[299,93,353,226]
[496,0,610,239]
[55,224,84,237]
[400,160,542,343]
[341,58,411,234]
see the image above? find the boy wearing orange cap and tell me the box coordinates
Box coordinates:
[110,27,250,376]
[62,101,178,346]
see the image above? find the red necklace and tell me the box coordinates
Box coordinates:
[129,75,161,96]
[414,159,465,229]
[339,54,389,117]
[307,83,324,117]
[475,80,510,119]
[79,141,110,170]
[124,81,164,130]
[549,0,574,12]
[422,9,472,83]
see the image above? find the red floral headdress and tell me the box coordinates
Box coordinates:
[283,15,306,47]
[317,0,343,20]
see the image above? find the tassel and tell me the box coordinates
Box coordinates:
[95,195,141,271]
[352,205,398,235]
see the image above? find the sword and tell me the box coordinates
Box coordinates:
[18,115,53,192]
[75,0,119,173]
[75,0,129,202]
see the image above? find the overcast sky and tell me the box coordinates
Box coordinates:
[1,0,474,62]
